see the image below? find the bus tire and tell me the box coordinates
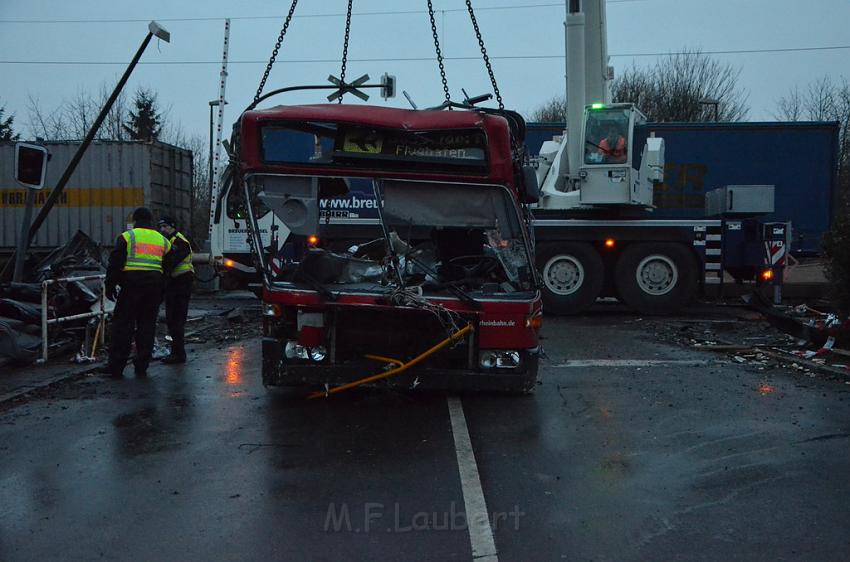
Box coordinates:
[614,242,697,315]
[536,242,603,315]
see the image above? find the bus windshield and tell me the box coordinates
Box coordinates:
[254,175,535,296]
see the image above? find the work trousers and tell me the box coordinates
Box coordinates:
[109,272,163,372]
[165,273,193,357]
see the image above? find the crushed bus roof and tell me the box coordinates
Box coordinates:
[237,104,517,187]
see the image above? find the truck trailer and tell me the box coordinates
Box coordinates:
[526,120,839,255]
[0,140,193,253]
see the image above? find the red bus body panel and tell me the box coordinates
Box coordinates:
[263,286,541,350]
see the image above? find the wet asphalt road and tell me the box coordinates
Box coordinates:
[2,310,850,561]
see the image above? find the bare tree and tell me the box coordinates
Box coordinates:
[27,94,65,140]
[775,76,850,177]
[100,83,129,141]
[612,50,749,122]
[774,86,803,121]
[25,82,128,141]
[527,49,748,123]
[65,88,96,139]
[527,95,568,123]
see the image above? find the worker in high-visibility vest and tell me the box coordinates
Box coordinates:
[598,124,627,164]
[158,215,194,364]
[97,207,172,378]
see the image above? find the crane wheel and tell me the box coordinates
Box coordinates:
[536,242,603,315]
[614,242,697,315]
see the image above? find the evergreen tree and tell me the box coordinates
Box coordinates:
[124,88,162,141]
[0,103,19,141]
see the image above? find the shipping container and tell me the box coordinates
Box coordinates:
[526,121,840,254]
[0,141,193,251]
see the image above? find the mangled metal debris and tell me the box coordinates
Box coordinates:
[0,231,107,366]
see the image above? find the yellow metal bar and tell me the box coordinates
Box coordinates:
[364,354,404,368]
[308,323,473,399]
[89,315,105,358]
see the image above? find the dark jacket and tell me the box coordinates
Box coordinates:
[163,233,192,277]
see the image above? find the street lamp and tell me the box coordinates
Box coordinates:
[699,98,720,122]
[208,99,227,197]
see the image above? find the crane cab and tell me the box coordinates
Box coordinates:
[578,102,662,207]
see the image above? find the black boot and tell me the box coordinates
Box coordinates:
[95,363,123,378]
[133,360,148,377]
[161,353,186,364]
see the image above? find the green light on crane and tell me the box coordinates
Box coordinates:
[590,102,606,110]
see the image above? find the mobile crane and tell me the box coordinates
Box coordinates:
[528,0,787,314]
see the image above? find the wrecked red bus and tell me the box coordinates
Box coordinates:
[234,103,542,395]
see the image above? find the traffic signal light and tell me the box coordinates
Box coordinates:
[381,73,396,100]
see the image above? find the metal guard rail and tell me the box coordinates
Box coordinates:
[39,274,107,364]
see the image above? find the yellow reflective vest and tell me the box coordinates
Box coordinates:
[121,228,171,273]
[170,231,195,277]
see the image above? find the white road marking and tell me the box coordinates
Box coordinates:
[549,359,723,368]
[447,396,499,562]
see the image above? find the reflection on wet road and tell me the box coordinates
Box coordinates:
[1,316,849,561]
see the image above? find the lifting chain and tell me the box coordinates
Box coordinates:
[464,0,504,109]
[426,0,452,107]
[337,0,354,103]
[253,0,300,106]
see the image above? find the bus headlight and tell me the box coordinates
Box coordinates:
[480,352,497,369]
[263,303,281,317]
[284,341,327,362]
[480,351,521,369]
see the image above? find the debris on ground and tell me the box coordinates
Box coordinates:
[155,302,261,353]
[645,303,850,379]
[0,318,41,365]
[0,231,107,367]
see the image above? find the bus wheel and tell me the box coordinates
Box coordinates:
[614,242,697,315]
[537,242,603,315]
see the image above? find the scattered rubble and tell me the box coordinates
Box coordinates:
[1,231,262,369]
[0,231,107,367]
[646,303,850,380]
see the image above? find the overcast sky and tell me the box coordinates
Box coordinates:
[1,0,849,141]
